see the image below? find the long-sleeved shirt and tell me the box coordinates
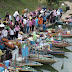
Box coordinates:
[32,19,35,25]
[2,30,8,37]
[15,25,20,31]
[29,21,32,26]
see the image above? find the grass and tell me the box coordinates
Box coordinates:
[0,0,68,18]
[0,0,39,18]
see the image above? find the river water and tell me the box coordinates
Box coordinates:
[34,25,72,72]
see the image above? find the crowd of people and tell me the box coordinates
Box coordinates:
[0,7,63,40]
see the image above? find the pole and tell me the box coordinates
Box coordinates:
[15,54,16,72]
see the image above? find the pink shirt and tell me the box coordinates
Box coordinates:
[15,25,20,31]
[29,21,32,27]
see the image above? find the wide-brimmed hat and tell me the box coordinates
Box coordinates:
[0,23,5,27]
[20,31,23,34]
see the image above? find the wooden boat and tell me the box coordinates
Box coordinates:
[47,50,65,55]
[28,54,56,64]
[8,66,36,72]
[35,48,65,55]
[61,34,72,38]
[13,61,43,67]
[52,42,71,48]
[56,21,72,26]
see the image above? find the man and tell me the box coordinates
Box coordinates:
[35,16,38,28]
[23,17,27,33]
[42,12,47,24]
[13,11,19,23]
[59,8,63,18]
[2,27,8,38]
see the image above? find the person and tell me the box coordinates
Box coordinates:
[43,12,47,24]
[35,16,38,28]
[9,14,12,21]
[57,9,60,21]
[2,27,8,38]
[26,19,29,33]
[59,8,62,18]
[9,27,14,40]
[23,17,27,33]
[18,31,23,40]
[13,11,19,23]
[29,19,32,31]
[32,17,36,31]
[15,22,20,38]
[16,15,20,22]
[38,15,43,27]
[43,23,48,32]
[10,20,14,26]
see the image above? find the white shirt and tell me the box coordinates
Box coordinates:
[2,30,8,37]
[57,10,60,15]
[18,34,22,40]
[9,15,12,20]
[23,19,26,25]
[9,28,14,35]
[13,11,19,17]
[16,16,20,21]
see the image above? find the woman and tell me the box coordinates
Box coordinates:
[9,27,14,40]
[29,19,32,31]
[15,22,20,38]
[32,17,36,31]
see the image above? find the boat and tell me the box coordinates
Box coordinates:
[28,54,56,64]
[52,42,71,48]
[61,34,72,38]
[8,66,36,72]
[56,21,72,26]
[47,50,65,55]
[11,61,43,67]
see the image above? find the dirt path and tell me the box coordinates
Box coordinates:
[61,1,72,21]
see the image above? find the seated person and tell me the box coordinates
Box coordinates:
[43,23,48,32]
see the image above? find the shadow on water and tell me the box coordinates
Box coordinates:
[34,64,58,72]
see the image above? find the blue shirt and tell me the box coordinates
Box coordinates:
[43,15,46,21]
[35,18,38,26]
[60,9,62,13]
[43,24,46,30]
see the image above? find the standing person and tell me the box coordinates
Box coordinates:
[16,15,20,22]
[38,15,43,27]
[59,8,63,18]
[2,27,8,38]
[9,14,12,21]
[29,19,32,31]
[43,12,47,24]
[35,16,38,28]
[13,11,19,23]
[23,17,27,33]
[26,19,29,33]
[9,27,14,40]
[15,23,20,38]
[32,17,36,31]
[57,9,60,21]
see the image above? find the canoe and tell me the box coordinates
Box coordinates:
[15,61,43,67]
[35,48,65,55]
[47,50,65,55]
[29,54,56,64]
[52,42,71,48]
[8,66,36,72]
[56,21,72,26]
[61,35,72,38]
